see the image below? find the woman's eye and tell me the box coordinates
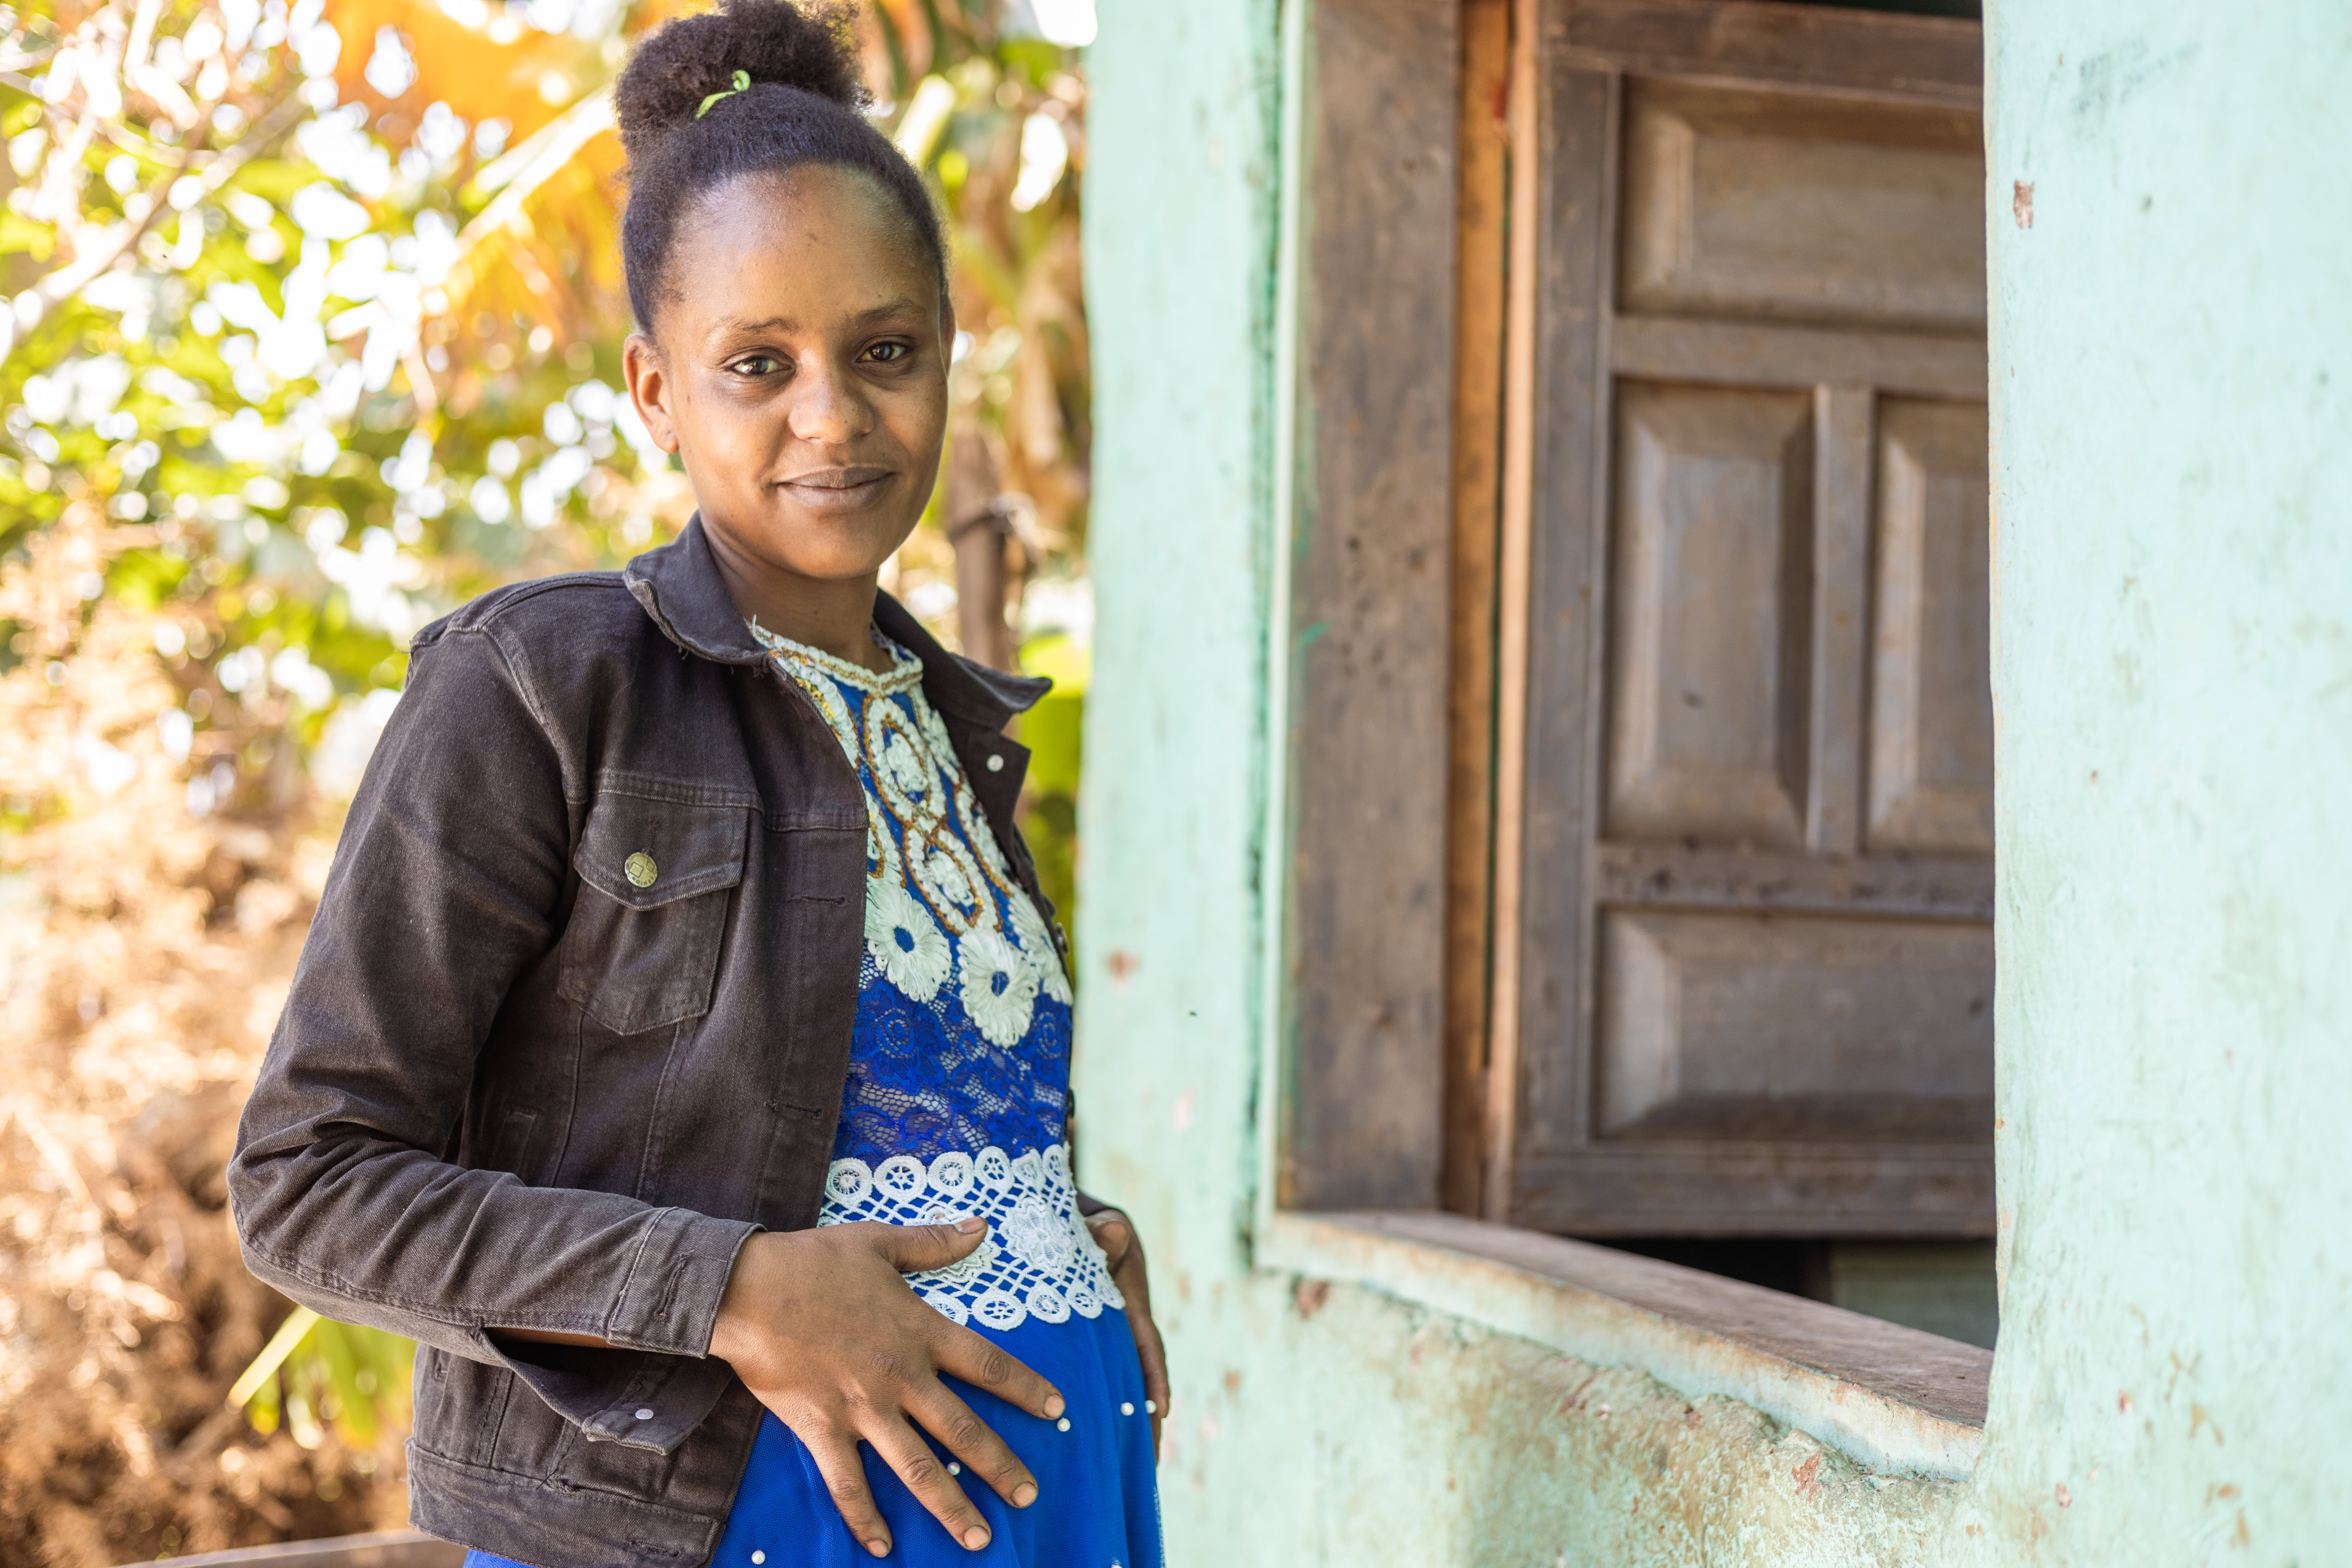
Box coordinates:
[864,341,911,364]
[731,354,785,377]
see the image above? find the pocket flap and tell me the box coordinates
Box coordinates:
[574,794,749,911]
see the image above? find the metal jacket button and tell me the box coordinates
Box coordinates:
[624,852,658,888]
[986,753,1004,772]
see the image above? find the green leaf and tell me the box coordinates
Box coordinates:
[0,211,55,260]
[996,38,1065,83]
[231,159,327,202]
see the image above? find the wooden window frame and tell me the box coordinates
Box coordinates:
[1268,0,1993,1473]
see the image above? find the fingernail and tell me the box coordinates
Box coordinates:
[1013,1483,1037,1508]
[1043,1394,1065,1419]
[954,1217,984,1233]
[866,1541,890,1559]
[962,1527,990,1549]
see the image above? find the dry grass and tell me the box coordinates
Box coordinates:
[0,505,404,1567]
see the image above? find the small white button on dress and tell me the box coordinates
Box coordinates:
[1120,1402,1135,1416]
[1056,1417,1071,1432]
[947,1462,962,1476]
[751,1553,766,1564]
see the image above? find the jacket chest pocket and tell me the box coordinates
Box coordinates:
[558,794,751,1035]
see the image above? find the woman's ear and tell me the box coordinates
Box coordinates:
[623,332,682,455]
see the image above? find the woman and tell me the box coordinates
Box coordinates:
[229,4,1166,1563]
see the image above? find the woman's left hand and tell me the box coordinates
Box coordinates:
[1085,1209,1169,1459]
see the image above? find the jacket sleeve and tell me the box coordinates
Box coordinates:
[228,622,757,1393]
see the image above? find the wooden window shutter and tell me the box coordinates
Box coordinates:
[1497,0,1996,1237]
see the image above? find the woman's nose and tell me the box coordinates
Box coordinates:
[788,356,872,444]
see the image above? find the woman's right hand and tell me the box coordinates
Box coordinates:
[708,1218,1063,1559]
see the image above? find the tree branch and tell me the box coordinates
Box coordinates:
[1,89,306,370]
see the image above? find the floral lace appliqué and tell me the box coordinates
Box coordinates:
[819,1144,1125,1331]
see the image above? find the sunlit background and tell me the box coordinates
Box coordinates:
[0,0,1093,1558]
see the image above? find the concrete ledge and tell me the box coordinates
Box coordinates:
[1261,1209,1989,1479]
[125,1530,461,1568]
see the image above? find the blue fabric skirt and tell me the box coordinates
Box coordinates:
[462,1306,1160,1568]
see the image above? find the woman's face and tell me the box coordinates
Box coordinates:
[624,165,950,585]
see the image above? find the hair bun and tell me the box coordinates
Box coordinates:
[615,0,867,157]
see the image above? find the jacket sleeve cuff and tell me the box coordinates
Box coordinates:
[604,1207,761,1357]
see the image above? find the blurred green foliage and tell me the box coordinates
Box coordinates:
[1,0,1088,819]
[1016,628,1081,961]
[231,1306,416,1450]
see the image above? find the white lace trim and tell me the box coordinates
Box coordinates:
[818,1144,1125,1332]
[751,621,1071,1038]
[746,620,926,695]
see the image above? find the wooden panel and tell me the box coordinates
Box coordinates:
[1510,1143,1995,1236]
[1867,398,1993,854]
[1619,80,1985,332]
[1611,314,1987,400]
[1596,909,1993,1140]
[1556,0,1982,105]
[1443,0,1514,1218]
[1606,381,1814,847]
[1595,841,1993,921]
[1283,0,1461,1212]
[1806,384,1873,854]
[1503,59,1615,1223]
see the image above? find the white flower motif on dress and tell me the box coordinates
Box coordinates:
[877,721,935,813]
[959,926,1039,1046]
[864,876,951,1002]
[920,1234,996,1288]
[911,836,987,930]
[927,1150,975,1198]
[999,1195,1077,1274]
[820,1146,1122,1333]
[1007,890,1073,1006]
[971,1290,1026,1330]
[919,1290,971,1326]
[825,1161,873,1204]
[866,697,946,827]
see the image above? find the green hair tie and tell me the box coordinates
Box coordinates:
[696,70,752,119]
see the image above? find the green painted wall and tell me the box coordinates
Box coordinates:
[1956,3,2352,1562]
[1075,1,2351,1561]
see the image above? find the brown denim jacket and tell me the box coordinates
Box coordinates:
[229,518,1089,1567]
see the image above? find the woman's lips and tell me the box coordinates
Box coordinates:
[776,466,894,510]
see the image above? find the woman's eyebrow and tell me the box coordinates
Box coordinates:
[707,299,929,343]
[708,313,798,340]
[849,297,929,323]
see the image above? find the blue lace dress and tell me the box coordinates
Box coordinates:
[464,626,1161,1568]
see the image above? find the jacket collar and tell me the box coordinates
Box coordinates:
[624,515,1051,729]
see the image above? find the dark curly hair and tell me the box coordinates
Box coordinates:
[613,0,949,333]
